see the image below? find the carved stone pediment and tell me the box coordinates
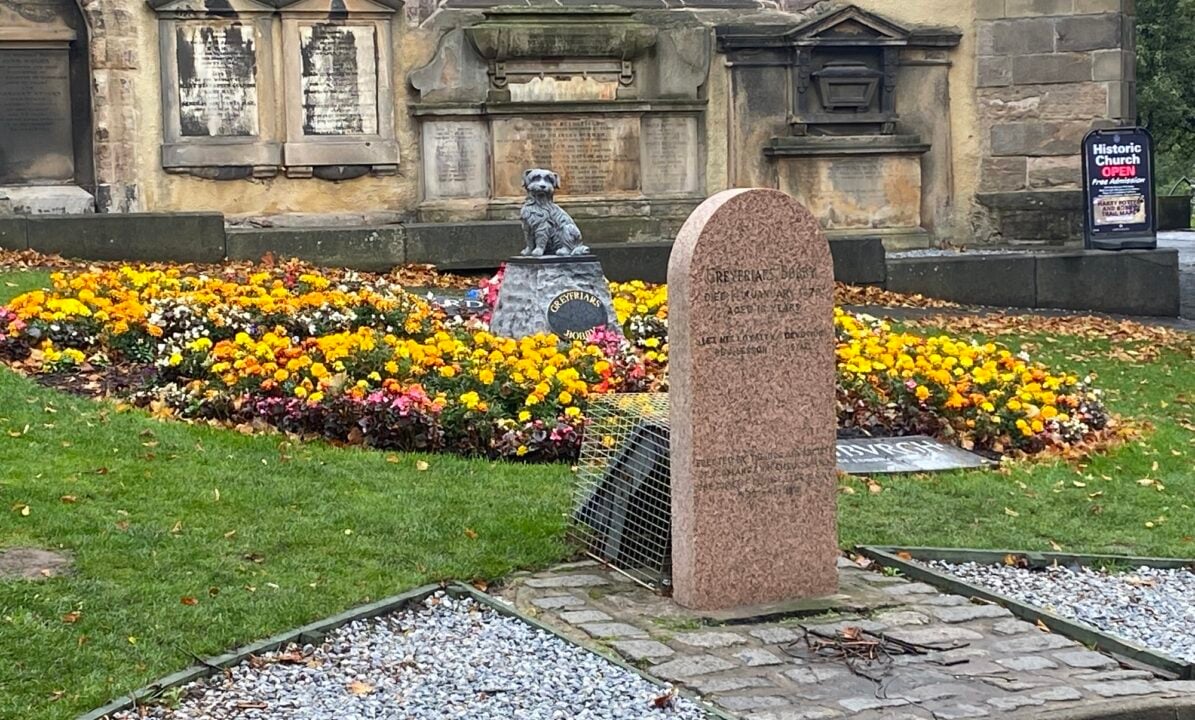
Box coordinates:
[787,5,910,46]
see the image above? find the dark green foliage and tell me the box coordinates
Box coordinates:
[1137,0,1195,189]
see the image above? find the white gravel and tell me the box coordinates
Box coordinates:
[113,593,706,720]
[929,560,1195,663]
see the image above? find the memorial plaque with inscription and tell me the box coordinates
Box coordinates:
[0,48,74,184]
[422,120,489,199]
[493,116,639,198]
[668,188,837,611]
[299,24,378,136]
[176,22,259,137]
[641,115,700,196]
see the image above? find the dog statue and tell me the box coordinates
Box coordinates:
[520,168,589,257]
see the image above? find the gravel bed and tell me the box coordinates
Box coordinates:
[929,560,1195,663]
[112,593,706,720]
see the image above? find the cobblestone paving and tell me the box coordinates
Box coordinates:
[501,559,1195,719]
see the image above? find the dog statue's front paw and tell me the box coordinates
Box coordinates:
[531,247,545,256]
[555,247,571,256]
[571,245,591,256]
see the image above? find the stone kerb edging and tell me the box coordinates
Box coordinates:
[78,581,730,720]
[1023,695,1195,720]
[857,546,1195,681]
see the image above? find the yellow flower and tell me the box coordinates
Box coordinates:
[439,365,457,379]
[516,445,529,457]
[564,406,582,418]
[558,391,573,405]
[915,385,930,402]
[518,410,532,422]
[168,352,183,367]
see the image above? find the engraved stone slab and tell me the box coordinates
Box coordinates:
[642,115,700,196]
[299,23,378,136]
[493,116,640,198]
[778,155,922,230]
[836,436,992,474]
[0,48,73,184]
[176,22,259,137]
[422,120,489,200]
[668,189,837,610]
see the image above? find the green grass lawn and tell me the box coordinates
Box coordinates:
[1,269,1193,719]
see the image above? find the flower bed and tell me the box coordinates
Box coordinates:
[0,261,1110,460]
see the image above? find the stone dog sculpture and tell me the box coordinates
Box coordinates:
[520,168,590,257]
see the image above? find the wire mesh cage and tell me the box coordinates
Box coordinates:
[572,393,673,591]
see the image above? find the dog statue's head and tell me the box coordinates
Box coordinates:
[522,168,560,199]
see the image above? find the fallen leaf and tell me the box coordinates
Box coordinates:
[1004,508,1020,517]
[347,680,374,696]
[13,503,30,517]
[180,596,198,606]
[464,528,478,540]
[60,495,77,504]
[1072,481,1086,488]
[385,454,399,463]
[62,611,81,624]
[171,521,183,534]
[896,551,913,562]
[651,688,677,709]
[115,520,129,531]
[1049,540,1063,552]
[471,578,489,592]
[415,460,429,471]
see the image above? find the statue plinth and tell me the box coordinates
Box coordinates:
[490,255,623,341]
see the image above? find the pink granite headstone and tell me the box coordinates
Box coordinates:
[668,188,838,611]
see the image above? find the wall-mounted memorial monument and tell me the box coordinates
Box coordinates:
[718,6,961,250]
[409,8,711,238]
[279,0,400,179]
[151,0,281,179]
[0,0,95,212]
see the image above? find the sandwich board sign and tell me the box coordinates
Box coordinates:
[1082,127,1157,250]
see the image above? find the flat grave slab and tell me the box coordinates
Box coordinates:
[836,435,993,474]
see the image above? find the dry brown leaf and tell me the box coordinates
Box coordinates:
[348,680,375,696]
[464,528,478,540]
[62,611,81,624]
[180,596,198,606]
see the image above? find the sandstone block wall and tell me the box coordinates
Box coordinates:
[974,0,1136,244]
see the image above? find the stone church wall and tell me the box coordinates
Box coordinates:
[0,0,1138,247]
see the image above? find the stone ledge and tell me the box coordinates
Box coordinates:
[885,248,1181,317]
[26,213,225,263]
[0,217,28,251]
